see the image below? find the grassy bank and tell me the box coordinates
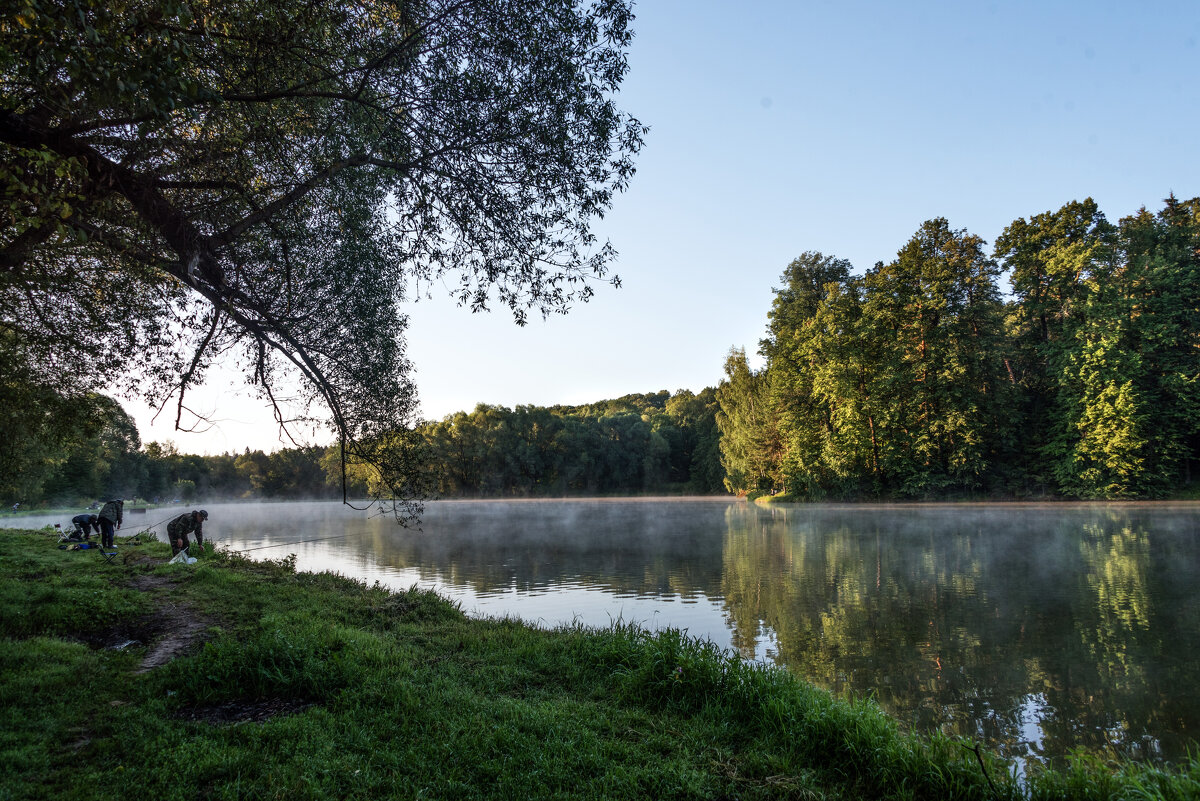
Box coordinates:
[1,529,1196,800]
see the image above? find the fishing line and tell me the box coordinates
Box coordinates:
[133,512,182,534]
[226,533,353,553]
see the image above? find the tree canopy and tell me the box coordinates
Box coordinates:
[1,0,644,518]
[722,197,1200,500]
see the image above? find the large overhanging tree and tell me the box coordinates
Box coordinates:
[0,0,644,518]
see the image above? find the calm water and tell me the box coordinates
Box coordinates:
[16,499,1200,765]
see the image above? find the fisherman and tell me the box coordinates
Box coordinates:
[166,509,209,556]
[70,513,99,541]
[97,498,123,549]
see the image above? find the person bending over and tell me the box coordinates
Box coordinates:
[70,513,99,541]
[167,509,209,556]
[97,499,123,548]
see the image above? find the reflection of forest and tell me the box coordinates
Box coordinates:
[356,500,729,600]
[270,499,1200,763]
[719,504,1200,763]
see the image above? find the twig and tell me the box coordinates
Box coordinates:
[960,742,1002,801]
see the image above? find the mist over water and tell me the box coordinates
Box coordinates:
[15,498,1199,765]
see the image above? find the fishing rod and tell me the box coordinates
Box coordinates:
[132,512,183,536]
[138,519,351,556]
[144,499,403,554]
[226,532,353,554]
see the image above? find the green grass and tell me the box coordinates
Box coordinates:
[1,528,1197,800]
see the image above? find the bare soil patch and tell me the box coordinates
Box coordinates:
[135,601,210,673]
[74,613,168,652]
[72,571,215,672]
[129,572,174,591]
[122,552,161,568]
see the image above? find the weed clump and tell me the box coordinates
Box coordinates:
[161,622,357,705]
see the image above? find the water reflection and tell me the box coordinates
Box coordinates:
[719,503,1200,765]
[351,499,734,638]
[10,499,1198,763]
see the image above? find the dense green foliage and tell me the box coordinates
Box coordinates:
[0,330,147,503]
[3,528,1196,799]
[416,390,724,497]
[719,197,1200,500]
[4,389,724,506]
[1,0,644,515]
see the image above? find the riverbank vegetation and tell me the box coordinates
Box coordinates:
[718,196,1200,502]
[2,528,1196,800]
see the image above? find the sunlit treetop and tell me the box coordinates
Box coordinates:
[0,0,645,519]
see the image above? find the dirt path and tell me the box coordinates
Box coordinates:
[135,603,209,673]
[116,573,212,673]
[83,561,311,725]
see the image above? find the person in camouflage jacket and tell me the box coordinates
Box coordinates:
[167,509,209,556]
[97,499,123,548]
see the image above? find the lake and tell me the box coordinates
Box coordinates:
[14,498,1200,766]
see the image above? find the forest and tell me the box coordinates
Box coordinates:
[5,195,1197,507]
[0,388,724,506]
[412,392,724,497]
[717,196,1200,500]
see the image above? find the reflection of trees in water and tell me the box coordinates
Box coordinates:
[355,501,728,599]
[718,504,1200,763]
[239,499,1199,762]
[1055,515,1200,761]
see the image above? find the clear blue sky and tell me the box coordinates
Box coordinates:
[129,0,1200,454]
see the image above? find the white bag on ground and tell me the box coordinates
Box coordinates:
[168,549,197,565]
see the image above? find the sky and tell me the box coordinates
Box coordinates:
[127,0,1200,455]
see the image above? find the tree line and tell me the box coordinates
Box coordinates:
[2,387,725,507]
[0,389,341,506]
[9,194,1195,506]
[717,196,1200,500]
[410,391,724,497]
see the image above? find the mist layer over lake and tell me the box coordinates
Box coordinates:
[17,499,1199,765]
